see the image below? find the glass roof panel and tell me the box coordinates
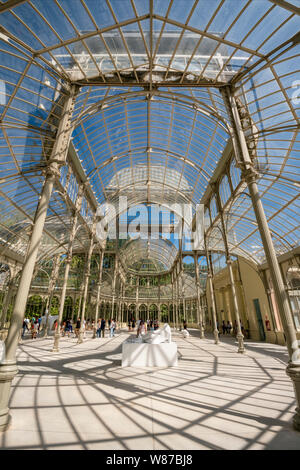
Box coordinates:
[0,0,299,268]
[72,89,229,208]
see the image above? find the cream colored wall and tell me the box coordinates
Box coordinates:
[238,258,273,341]
[264,256,300,343]
[206,257,276,342]
[200,251,300,346]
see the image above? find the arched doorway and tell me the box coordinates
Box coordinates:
[63,296,73,321]
[123,304,128,323]
[160,304,168,323]
[149,304,158,320]
[169,304,174,324]
[138,304,147,321]
[128,304,136,322]
[50,296,60,316]
[99,302,105,319]
[25,295,43,318]
[105,302,110,320]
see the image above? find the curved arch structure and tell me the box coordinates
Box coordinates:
[0,0,300,434]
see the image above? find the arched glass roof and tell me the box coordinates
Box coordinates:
[0,0,299,268]
[119,236,178,273]
[71,89,229,207]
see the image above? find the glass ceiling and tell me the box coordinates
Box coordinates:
[119,237,178,273]
[0,0,299,272]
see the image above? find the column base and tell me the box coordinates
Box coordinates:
[0,361,18,432]
[237,333,245,354]
[52,333,60,353]
[292,408,300,432]
[286,364,300,432]
[214,329,219,344]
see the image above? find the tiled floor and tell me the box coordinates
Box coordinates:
[1,330,300,450]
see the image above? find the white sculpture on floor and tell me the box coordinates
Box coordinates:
[143,323,172,344]
[122,323,177,367]
[40,314,58,332]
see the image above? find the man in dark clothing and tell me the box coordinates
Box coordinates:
[100,318,106,338]
[75,318,81,337]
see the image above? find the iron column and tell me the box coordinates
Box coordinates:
[52,186,83,351]
[0,86,78,430]
[93,250,104,338]
[43,253,61,338]
[77,218,96,344]
[222,86,300,429]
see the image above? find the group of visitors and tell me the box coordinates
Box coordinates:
[21,315,120,341]
[22,316,42,339]
[216,319,246,337]
[96,318,117,338]
[129,318,159,337]
[220,320,233,335]
[60,319,73,337]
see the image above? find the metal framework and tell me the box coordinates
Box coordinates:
[0,0,299,431]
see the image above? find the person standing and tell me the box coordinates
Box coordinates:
[22,320,27,338]
[100,317,106,338]
[110,319,116,338]
[24,317,30,331]
[96,319,101,338]
[33,318,39,339]
[75,318,81,338]
[140,321,146,336]
[65,319,72,337]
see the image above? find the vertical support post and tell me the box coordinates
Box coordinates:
[135,277,139,321]
[171,273,175,328]
[77,218,96,344]
[120,283,124,325]
[111,255,118,321]
[175,270,180,329]
[43,253,61,338]
[194,251,205,338]
[93,250,104,338]
[76,279,85,321]
[52,186,83,351]
[215,188,244,353]
[158,276,161,322]
[227,257,245,353]
[205,242,219,344]
[0,86,78,430]
[181,269,186,322]
[222,86,300,429]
